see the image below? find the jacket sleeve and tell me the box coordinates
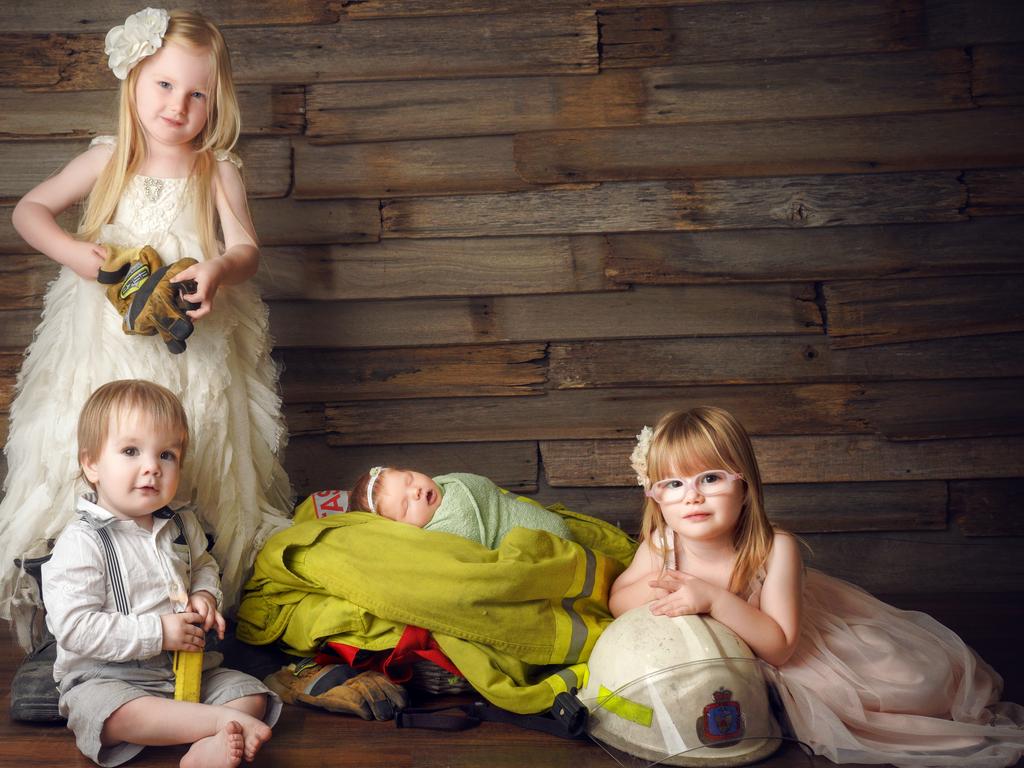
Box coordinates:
[180,508,224,609]
[41,526,164,662]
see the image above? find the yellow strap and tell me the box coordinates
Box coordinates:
[598,685,653,727]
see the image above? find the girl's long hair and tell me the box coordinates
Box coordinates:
[639,406,775,595]
[79,9,241,260]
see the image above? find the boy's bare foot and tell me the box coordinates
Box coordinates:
[181,720,244,768]
[218,710,272,763]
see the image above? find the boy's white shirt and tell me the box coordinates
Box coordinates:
[41,494,222,684]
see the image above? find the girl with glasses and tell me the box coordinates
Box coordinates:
[609,406,1023,766]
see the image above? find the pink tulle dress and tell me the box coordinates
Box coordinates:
[759,568,1024,766]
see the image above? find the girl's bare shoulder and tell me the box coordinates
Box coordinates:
[767,530,804,572]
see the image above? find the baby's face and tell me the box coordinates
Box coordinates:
[374,469,441,527]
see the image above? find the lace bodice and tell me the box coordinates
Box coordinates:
[112,174,194,235]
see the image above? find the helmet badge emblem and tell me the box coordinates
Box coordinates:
[696,687,744,746]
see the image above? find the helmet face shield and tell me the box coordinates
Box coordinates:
[578,609,784,767]
[582,657,784,767]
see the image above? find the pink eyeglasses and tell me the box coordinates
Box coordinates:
[646,470,743,504]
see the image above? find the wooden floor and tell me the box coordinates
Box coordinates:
[2,595,1022,768]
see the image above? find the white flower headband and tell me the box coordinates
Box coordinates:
[366,466,387,514]
[105,7,170,80]
[630,426,654,489]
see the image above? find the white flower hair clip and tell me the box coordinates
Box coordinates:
[105,7,170,80]
[366,466,386,514]
[630,426,654,489]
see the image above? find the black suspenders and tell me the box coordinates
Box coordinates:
[87,507,189,616]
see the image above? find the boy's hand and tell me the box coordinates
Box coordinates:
[160,611,206,651]
[188,590,226,639]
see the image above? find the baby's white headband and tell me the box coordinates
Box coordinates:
[366,466,387,514]
[106,7,170,81]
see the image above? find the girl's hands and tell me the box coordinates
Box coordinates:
[64,241,108,280]
[160,611,207,651]
[170,259,225,320]
[648,571,723,617]
[188,590,226,639]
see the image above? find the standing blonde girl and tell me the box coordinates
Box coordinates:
[611,406,1024,766]
[2,8,292,646]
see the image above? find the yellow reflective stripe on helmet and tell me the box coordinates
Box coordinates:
[598,685,654,727]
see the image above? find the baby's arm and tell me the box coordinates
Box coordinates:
[650,531,803,666]
[608,537,669,617]
[171,158,259,319]
[11,144,111,279]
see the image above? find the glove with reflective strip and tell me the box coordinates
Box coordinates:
[97,245,200,354]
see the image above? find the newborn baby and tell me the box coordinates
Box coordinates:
[350,467,573,547]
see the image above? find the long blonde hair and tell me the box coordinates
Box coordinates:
[639,406,775,595]
[79,9,241,260]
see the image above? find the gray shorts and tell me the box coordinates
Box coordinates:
[59,652,282,767]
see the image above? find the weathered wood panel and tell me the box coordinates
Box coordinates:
[950,478,1024,536]
[3,12,598,90]
[926,0,1024,47]
[852,378,1024,440]
[825,275,1024,348]
[600,1,927,69]
[965,167,1024,217]
[0,2,339,33]
[256,237,612,300]
[292,136,535,199]
[540,435,1024,486]
[602,218,1024,284]
[0,32,103,90]
[276,344,547,402]
[227,12,598,85]
[0,253,56,310]
[284,436,539,494]
[268,284,821,348]
[972,44,1024,106]
[320,380,1023,444]
[529,480,948,534]
[383,172,966,238]
[800,527,1024,593]
[307,48,971,141]
[0,137,292,202]
[339,0,744,17]
[0,86,304,139]
[513,109,1024,184]
[0,353,21,412]
[548,334,1024,388]
[4,232,610,316]
[249,198,381,245]
[0,310,43,352]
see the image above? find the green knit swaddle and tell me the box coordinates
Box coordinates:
[425,473,573,548]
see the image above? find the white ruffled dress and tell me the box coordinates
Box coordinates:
[0,138,293,642]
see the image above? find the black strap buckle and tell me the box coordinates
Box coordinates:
[396,691,587,739]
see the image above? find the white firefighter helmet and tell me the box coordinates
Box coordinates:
[578,607,783,767]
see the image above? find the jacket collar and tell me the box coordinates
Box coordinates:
[76,493,177,530]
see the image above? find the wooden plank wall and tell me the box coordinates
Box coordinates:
[1,0,1022,595]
